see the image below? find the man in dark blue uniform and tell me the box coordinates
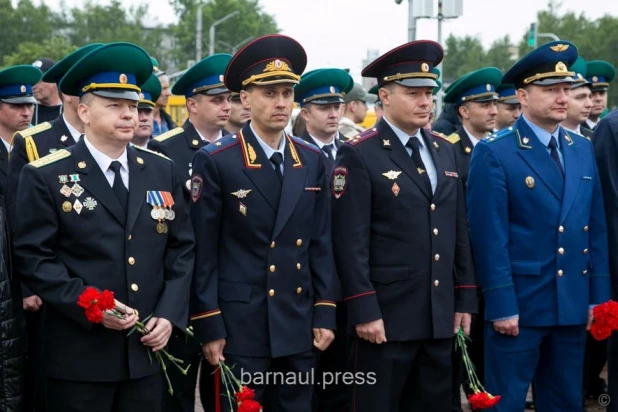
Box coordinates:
[295,68,353,171]
[467,41,610,411]
[149,54,232,193]
[190,34,339,412]
[12,42,195,411]
[331,40,477,411]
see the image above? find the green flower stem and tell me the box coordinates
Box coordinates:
[456,329,485,394]
[158,351,174,396]
[219,362,235,411]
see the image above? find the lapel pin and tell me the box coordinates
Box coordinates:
[417,167,426,175]
[192,139,199,146]
[78,161,86,169]
[465,147,472,154]
[382,139,390,146]
[239,202,247,216]
[433,141,439,150]
[392,182,400,196]
[525,176,535,188]
[60,135,68,142]
[136,157,144,165]
[523,137,530,144]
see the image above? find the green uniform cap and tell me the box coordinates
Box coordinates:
[171,54,232,98]
[138,74,162,110]
[0,65,42,104]
[42,43,104,87]
[294,68,353,107]
[585,60,616,91]
[444,67,502,105]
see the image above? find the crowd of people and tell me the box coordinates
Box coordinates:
[0,31,616,412]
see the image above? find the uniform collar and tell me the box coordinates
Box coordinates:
[462,125,481,147]
[63,113,82,142]
[522,114,560,149]
[84,136,129,174]
[382,115,423,148]
[250,122,286,160]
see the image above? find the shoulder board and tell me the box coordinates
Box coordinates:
[205,134,239,155]
[291,136,320,153]
[30,149,71,168]
[445,132,460,144]
[565,130,589,141]
[154,127,183,143]
[133,145,171,160]
[484,127,516,144]
[347,127,378,146]
[15,122,52,138]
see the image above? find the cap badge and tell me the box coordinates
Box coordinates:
[421,63,429,73]
[486,84,491,91]
[555,62,567,73]
[219,74,224,82]
[550,44,570,52]
[33,60,42,68]
[330,86,336,93]
[264,60,291,73]
[20,85,26,93]
[119,73,128,84]
[139,93,144,100]
[593,76,599,83]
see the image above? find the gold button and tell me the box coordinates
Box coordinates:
[269,265,276,273]
[270,241,276,249]
[128,234,132,240]
[296,263,301,270]
[131,283,139,291]
[430,204,436,211]
[558,270,563,277]
[582,270,588,275]
[296,239,303,246]
[433,228,439,236]
[434,254,440,262]
[583,249,588,255]
[269,289,275,297]
[434,280,439,287]
[584,226,589,232]
[296,287,302,294]
[128,257,135,265]
[558,248,564,255]
[559,226,564,233]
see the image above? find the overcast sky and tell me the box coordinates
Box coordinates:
[45,0,612,79]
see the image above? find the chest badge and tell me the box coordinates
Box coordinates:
[525,176,535,189]
[382,170,402,180]
[231,189,252,199]
[392,182,401,197]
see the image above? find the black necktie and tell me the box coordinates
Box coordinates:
[405,136,433,194]
[322,144,334,160]
[270,152,284,183]
[109,161,128,212]
[547,136,564,176]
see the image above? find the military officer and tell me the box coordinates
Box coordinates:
[467,41,610,411]
[368,84,383,123]
[226,92,251,134]
[0,65,41,198]
[190,34,338,412]
[12,42,195,411]
[562,58,594,142]
[295,68,353,171]
[331,40,477,411]
[132,74,161,149]
[148,54,232,193]
[583,60,615,132]
[444,67,500,186]
[495,84,521,131]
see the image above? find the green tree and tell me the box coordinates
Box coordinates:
[442,35,486,83]
[60,0,166,61]
[3,37,76,67]
[169,0,279,70]
[486,36,516,73]
[0,0,58,66]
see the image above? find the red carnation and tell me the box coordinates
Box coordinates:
[78,287,101,309]
[238,399,262,412]
[98,290,116,311]
[85,305,103,323]
[235,386,256,402]
[591,321,613,341]
[468,392,501,409]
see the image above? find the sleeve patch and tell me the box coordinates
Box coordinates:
[331,166,348,199]
[191,175,203,203]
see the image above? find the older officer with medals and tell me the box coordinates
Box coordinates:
[12,42,195,411]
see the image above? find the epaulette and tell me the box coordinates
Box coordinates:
[133,145,172,160]
[484,126,517,144]
[154,127,183,143]
[15,122,52,138]
[30,149,71,168]
[291,136,320,153]
[205,134,239,155]
[565,130,589,141]
[445,132,461,144]
[347,127,378,146]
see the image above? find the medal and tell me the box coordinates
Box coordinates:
[156,222,168,234]
[168,210,176,220]
[164,209,171,220]
[60,184,72,197]
[71,183,85,197]
[151,208,159,220]
[69,174,80,183]
[161,191,175,221]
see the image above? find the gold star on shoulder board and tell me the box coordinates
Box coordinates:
[382,170,402,180]
[382,139,390,146]
[215,142,222,146]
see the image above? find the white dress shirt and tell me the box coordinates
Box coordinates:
[84,137,129,189]
[309,134,338,159]
[63,114,82,142]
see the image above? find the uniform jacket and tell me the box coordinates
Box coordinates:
[448,125,476,187]
[299,130,343,172]
[331,118,477,341]
[13,139,195,382]
[190,122,338,358]
[467,116,610,326]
